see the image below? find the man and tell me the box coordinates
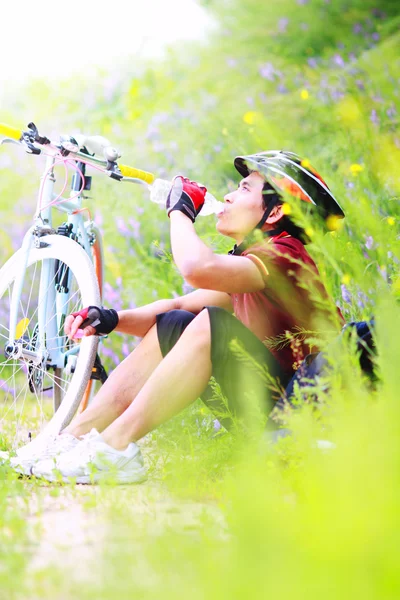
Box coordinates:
[15,150,345,483]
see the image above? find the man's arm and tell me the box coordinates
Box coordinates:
[65,289,232,340]
[115,289,232,338]
[170,212,266,293]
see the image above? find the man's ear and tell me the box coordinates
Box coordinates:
[265,204,284,225]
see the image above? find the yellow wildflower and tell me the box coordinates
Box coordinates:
[387,216,395,226]
[342,274,351,285]
[243,111,257,125]
[305,227,314,238]
[349,163,364,175]
[326,215,342,231]
[300,89,309,100]
[281,202,291,215]
[301,158,311,169]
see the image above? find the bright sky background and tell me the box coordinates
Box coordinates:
[0,0,214,86]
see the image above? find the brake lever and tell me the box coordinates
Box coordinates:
[0,138,21,146]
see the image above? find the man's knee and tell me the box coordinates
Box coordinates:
[156,309,197,357]
[181,309,211,346]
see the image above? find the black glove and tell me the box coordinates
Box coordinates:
[71,306,119,335]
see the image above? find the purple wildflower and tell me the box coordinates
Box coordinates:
[226,58,237,68]
[122,343,130,357]
[353,23,362,34]
[371,32,380,42]
[104,282,123,311]
[213,419,222,432]
[331,89,345,101]
[307,58,318,68]
[341,284,352,304]
[278,18,289,33]
[300,22,309,31]
[387,105,397,119]
[356,290,369,309]
[116,217,130,235]
[259,62,276,81]
[365,236,374,250]
[246,96,255,107]
[94,211,103,226]
[370,109,379,124]
[333,54,345,68]
[297,0,309,4]
[102,346,120,366]
[277,83,288,94]
[0,380,15,395]
[128,218,141,239]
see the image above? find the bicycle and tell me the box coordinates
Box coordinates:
[0,121,154,451]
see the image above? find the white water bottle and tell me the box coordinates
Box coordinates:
[148,178,224,216]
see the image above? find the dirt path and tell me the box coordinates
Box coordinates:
[26,482,225,584]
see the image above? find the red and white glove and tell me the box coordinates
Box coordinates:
[166,176,207,223]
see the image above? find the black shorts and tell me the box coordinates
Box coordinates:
[156,307,290,429]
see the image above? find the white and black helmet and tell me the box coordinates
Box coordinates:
[234,150,345,230]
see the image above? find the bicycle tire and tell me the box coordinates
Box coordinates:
[53,227,104,413]
[0,234,100,449]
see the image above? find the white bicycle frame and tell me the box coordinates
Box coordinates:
[7,152,103,371]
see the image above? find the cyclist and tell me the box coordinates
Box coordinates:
[16,151,345,483]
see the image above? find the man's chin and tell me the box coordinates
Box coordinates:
[216,222,229,236]
[216,223,237,239]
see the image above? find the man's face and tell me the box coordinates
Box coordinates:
[216,171,265,241]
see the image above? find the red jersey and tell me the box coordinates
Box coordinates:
[231,233,343,377]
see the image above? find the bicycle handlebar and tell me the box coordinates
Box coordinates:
[0,121,156,185]
[0,123,23,141]
[119,164,155,184]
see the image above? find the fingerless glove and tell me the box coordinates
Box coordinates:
[166,176,207,223]
[71,306,119,335]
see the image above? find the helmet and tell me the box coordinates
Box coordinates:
[234,150,345,230]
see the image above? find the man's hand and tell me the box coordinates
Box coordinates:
[65,306,119,340]
[166,176,207,223]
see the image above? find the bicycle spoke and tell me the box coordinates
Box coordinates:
[0,241,99,449]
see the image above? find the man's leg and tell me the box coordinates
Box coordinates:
[63,322,163,438]
[100,309,213,450]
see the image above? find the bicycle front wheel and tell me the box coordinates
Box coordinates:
[0,235,100,450]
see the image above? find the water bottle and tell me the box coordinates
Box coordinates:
[149,178,224,216]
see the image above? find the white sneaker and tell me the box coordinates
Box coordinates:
[32,429,147,484]
[10,433,79,475]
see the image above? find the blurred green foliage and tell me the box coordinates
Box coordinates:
[0,0,400,597]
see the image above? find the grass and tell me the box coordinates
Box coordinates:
[0,0,400,597]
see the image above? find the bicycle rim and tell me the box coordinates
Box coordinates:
[76,232,104,414]
[0,235,99,450]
